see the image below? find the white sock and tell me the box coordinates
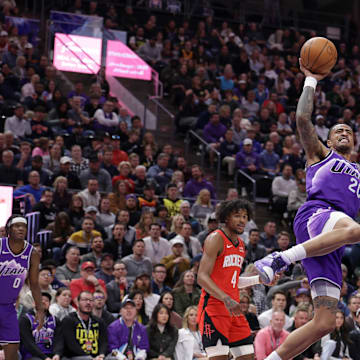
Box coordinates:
[265,350,282,360]
[281,244,307,264]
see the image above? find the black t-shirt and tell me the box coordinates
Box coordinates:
[0,164,23,185]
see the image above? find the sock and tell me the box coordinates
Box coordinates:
[265,350,282,360]
[281,244,307,264]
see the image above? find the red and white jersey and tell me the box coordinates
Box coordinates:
[198,228,246,316]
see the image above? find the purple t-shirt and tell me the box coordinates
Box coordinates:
[0,237,33,304]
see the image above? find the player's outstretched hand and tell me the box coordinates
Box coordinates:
[35,308,45,330]
[299,58,330,81]
[223,296,242,316]
[260,273,281,286]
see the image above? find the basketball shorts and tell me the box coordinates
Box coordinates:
[198,305,252,349]
[294,203,351,294]
[0,303,20,344]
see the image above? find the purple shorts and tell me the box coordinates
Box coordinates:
[294,201,350,289]
[0,303,20,343]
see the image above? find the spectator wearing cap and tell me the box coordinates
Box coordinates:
[104,222,133,262]
[78,178,101,209]
[55,246,81,286]
[125,194,141,226]
[51,156,82,190]
[147,153,173,192]
[112,161,135,193]
[67,217,101,255]
[107,298,149,360]
[315,114,329,143]
[132,273,160,318]
[138,182,158,211]
[92,289,115,327]
[23,154,52,186]
[4,104,31,140]
[2,42,18,69]
[161,237,191,287]
[101,147,119,178]
[93,100,119,133]
[143,223,172,265]
[163,183,183,217]
[81,235,105,269]
[183,164,216,199]
[179,200,201,235]
[80,156,112,193]
[13,170,45,212]
[0,149,23,185]
[235,138,261,195]
[111,135,129,166]
[203,112,227,167]
[84,205,108,240]
[122,239,152,283]
[289,288,311,315]
[106,261,131,313]
[95,253,115,284]
[69,261,107,308]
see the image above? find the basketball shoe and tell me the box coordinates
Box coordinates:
[254,252,290,284]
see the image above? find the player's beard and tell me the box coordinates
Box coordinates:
[334,143,352,155]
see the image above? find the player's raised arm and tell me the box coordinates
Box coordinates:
[296,58,329,164]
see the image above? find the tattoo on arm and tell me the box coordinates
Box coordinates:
[296,87,325,159]
[313,297,338,314]
[223,296,238,311]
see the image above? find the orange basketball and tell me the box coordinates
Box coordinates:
[300,37,338,75]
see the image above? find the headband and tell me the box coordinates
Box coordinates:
[8,217,27,226]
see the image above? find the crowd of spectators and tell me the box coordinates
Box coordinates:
[2,0,360,359]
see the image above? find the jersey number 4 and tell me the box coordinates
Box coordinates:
[231,271,238,288]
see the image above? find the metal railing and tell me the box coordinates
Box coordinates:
[234,169,257,205]
[185,130,221,194]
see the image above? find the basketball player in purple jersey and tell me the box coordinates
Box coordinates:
[254,59,360,360]
[0,215,44,360]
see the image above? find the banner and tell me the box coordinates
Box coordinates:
[0,186,13,227]
[53,33,102,74]
[106,40,151,80]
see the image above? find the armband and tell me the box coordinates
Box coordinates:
[303,76,317,90]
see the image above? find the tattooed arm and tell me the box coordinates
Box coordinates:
[297,58,330,165]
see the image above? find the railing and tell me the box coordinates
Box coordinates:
[184,130,221,194]
[234,169,257,205]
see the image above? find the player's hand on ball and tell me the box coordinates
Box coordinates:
[260,273,280,286]
[299,58,330,81]
[223,296,242,316]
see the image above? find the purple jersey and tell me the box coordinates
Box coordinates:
[305,150,360,218]
[0,237,33,304]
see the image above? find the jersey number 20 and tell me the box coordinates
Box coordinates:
[348,178,360,198]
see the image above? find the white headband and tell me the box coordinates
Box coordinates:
[8,217,27,226]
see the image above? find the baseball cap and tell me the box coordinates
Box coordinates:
[121,298,136,308]
[101,253,114,262]
[170,238,185,247]
[126,194,137,201]
[60,156,72,164]
[243,138,253,146]
[84,205,98,213]
[296,287,310,297]
[81,261,96,270]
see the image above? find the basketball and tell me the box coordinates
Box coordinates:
[300,37,338,75]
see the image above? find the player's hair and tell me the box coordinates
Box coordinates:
[216,199,252,223]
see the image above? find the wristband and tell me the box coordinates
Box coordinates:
[238,275,260,289]
[304,76,317,90]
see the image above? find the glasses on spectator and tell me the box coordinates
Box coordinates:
[40,273,53,278]
[80,298,94,302]
[94,295,105,300]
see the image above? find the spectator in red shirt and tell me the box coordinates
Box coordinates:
[111,135,128,166]
[112,161,135,193]
[69,261,107,308]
